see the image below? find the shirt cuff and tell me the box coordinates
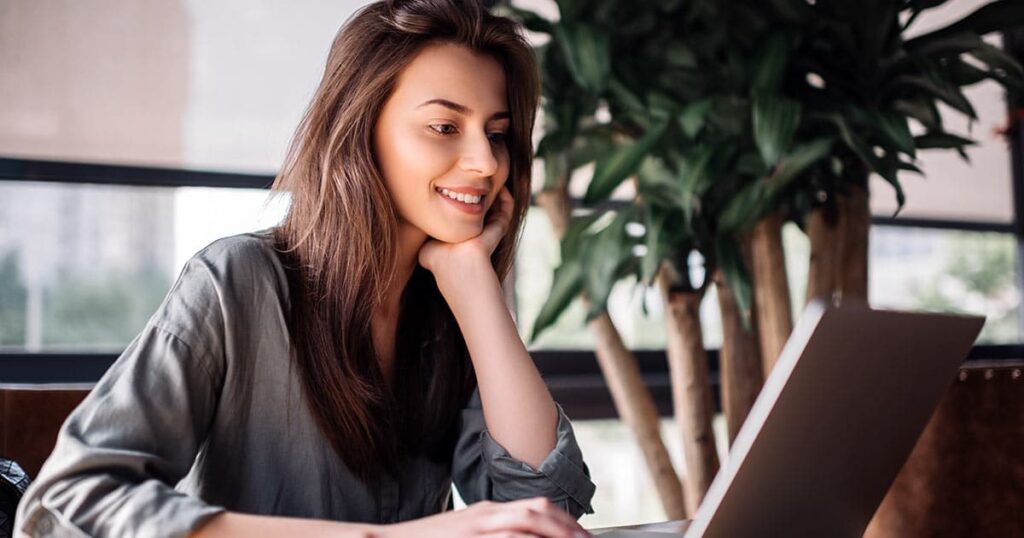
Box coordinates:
[479,403,596,517]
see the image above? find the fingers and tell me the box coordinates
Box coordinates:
[475,498,591,538]
[484,187,513,228]
[515,497,585,534]
[478,187,514,252]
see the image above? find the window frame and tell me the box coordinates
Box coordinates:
[3,31,1024,418]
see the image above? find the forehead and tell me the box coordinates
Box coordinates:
[389,42,508,115]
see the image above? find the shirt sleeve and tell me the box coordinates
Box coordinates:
[15,256,228,538]
[450,387,596,518]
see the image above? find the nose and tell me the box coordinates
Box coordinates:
[458,130,499,177]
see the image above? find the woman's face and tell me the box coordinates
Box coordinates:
[374,42,512,244]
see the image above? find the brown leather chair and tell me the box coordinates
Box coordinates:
[866,361,1024,537]
[0,384,92,479]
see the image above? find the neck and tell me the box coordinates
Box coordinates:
[380,221,428,317]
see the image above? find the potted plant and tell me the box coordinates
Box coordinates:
[499,0,1024,517]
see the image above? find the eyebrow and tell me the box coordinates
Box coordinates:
[416,98,510,121]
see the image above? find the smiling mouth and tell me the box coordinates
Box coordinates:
[435,186,484,205]
[435,186,486,216]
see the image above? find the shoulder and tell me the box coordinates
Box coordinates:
[185,228,290,296]
[153,229,290,348]
[192,228,282,274]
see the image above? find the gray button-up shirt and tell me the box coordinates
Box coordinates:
[16,230,596,537]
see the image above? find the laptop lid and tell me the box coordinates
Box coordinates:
[684,299,984,537]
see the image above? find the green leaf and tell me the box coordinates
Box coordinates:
[538,99,582,155]
[892,99,942,131]
[829,113,906,212]
[678,99,713,139]
[529,260,583,343]
[554,0,586,21]
[665,41,697,68]
[584,120,668,205]
[914,132,977,149]
[891,75,977,119]
[569,126,617,169]
[753,92,802,167]
[906,31,983,57]
[608,78,646,114]
[968,42,1024,78]
[718,180,769,234]
[768,138,835,195]
[872,111,916,158]
[582,209,635,319]
[678,145,715,227]
[637,155,685,208]
[943,59,991,87]
[554,22,611,95]
[647,91,678,120]
[528,211,606,342]
[751,33,791,91]
[898,160,924,175]
[561,213,603,259]
[641,206,672,286]
[679,145,716,199]
[715,237,754,332]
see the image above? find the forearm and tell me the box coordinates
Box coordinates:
[442,267,558,470]
[191,512,381,538]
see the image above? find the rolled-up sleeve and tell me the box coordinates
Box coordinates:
[15,257,228,537]
[451,388,596,518]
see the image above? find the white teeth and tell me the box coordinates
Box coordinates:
[437,187,482,204]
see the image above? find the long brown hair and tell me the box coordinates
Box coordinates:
[267,0,539,483]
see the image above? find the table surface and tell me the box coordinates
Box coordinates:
[592,519,691,535]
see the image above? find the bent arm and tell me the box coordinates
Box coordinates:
[190,512,379,538]
[438,259,595,517]
[440,261,557,470]
[16,258,227,537]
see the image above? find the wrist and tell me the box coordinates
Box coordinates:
[434,256,501,303]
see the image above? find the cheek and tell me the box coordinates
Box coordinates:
[379,133,449,197]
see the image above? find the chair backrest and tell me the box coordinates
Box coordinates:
[865,361,1024,537]
[0,384,92,478]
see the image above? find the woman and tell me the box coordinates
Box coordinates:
[15,1,596,536]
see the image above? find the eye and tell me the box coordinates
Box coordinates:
[428,123,458,136]
[487,131,508,145]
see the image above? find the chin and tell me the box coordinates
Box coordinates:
[427,225,482,244]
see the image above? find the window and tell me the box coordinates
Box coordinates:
[0,181,286,352]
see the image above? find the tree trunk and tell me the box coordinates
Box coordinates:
[658,266,719,516]
[805,202,842,306]
[749,210,794,377]
[585,307,688,519]
[713,266,764,444]
[537,184,687,519]
[838,185,870,303]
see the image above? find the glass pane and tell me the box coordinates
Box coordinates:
[0,1,370,173]
[515,206,724,350]
[516,206,1021,350]
[870,226,1021,344]
[869,75,1014,224]
[569,415,729,529]
[0,181,287,352]
[870,1,1014,224]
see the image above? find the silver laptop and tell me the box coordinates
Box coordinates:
[599,299,984,537]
